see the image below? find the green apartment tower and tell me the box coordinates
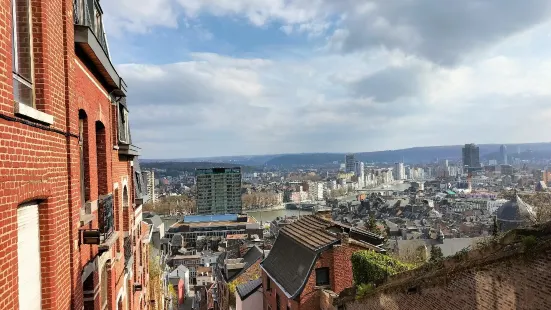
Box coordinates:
[196,167,243,214]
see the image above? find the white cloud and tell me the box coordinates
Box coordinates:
[101,0,551,157]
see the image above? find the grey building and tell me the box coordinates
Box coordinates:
[196,167,242,215]
[462,143,480,169]
[345,154,356,173]
[500,144,508,165]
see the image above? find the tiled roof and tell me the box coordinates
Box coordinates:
[280,215,340,251]
[236,278,262,300]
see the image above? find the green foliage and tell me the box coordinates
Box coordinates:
[364,216,382,236]
[168,284,178,307]
[356,283,376,299]
[429,245,444,264]
[522,235,537,252]
[351,251,414,286]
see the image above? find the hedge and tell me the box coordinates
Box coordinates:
[351,250,414,285]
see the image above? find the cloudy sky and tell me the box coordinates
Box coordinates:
[102,0,551,159]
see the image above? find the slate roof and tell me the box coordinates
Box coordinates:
[261,232,318,299]
[261,215,384,299]
[226,245,263,282]
[497,195,536,222]
[236,278,262,300]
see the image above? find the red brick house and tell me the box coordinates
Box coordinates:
[261,216,385,310]
[0,0,149,309]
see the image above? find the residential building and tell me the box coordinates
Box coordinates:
[143,169,157,203]
[261,216,385,310]
[394,162,405,180]
[0,0,149,309]
[462,143,481,169]
[235,278,263,310]
[168,265,191,302]
[213,246,264,310]
[196,167,242,214]
[143,211,165,251]
[308,182,325,201]
[197,266,215,286]
[345,154,356,173]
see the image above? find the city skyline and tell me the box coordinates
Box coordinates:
[101,1,551,158]
[142,141,545,161]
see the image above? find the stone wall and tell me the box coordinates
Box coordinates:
[343,230,551,310]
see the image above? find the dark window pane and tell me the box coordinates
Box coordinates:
[315,267,330,286]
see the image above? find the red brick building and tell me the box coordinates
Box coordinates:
[261,216,385,310]
[0,0,150,309]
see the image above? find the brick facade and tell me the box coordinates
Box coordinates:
[0,0,149,309]
[263,242,366,310]
[344,249,551,310]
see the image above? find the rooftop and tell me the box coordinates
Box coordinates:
[169,216,256,230]
[236,278,262,301]
[262,215,384,299]
[227,234,248,240]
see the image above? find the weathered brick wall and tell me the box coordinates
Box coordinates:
[0,0,76,309]
[344,250,551,310]
[1,0,148,309]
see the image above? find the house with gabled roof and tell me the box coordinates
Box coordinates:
[261,215,385,310]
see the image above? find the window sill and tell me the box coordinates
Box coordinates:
[14,102,54,125]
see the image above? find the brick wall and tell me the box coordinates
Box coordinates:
[0,0,148,309]
[263,242,366,310]
[344,250,551,310]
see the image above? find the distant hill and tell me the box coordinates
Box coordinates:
[141,161,256,174]
[142,142,551,168]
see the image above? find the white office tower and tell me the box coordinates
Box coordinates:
[345,154,356,173]
[393,162,405,180]
[354,161,365,187]
[143,170,156,203]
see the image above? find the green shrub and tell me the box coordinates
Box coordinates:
[351,251,414,285]
[356,283,376,299]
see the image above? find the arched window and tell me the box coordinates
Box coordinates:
[123,186,129,231]
[96,121,108,196]
[79,110,90,210]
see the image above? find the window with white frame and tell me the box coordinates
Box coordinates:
[12,0,34,107]
[17,202,41,310]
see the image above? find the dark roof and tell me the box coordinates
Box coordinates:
[226,246,263,282]
[497,196,535,222]
[261,233,317,299]
[261,215,384,299]
[280,215,340,251]
[236,278,262,300]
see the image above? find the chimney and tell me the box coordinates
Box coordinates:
[337,232,350,244]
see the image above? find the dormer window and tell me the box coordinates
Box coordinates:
[118,101,129,144]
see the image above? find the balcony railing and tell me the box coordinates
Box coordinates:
[98,194,115,242]
[73,0,109,56]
